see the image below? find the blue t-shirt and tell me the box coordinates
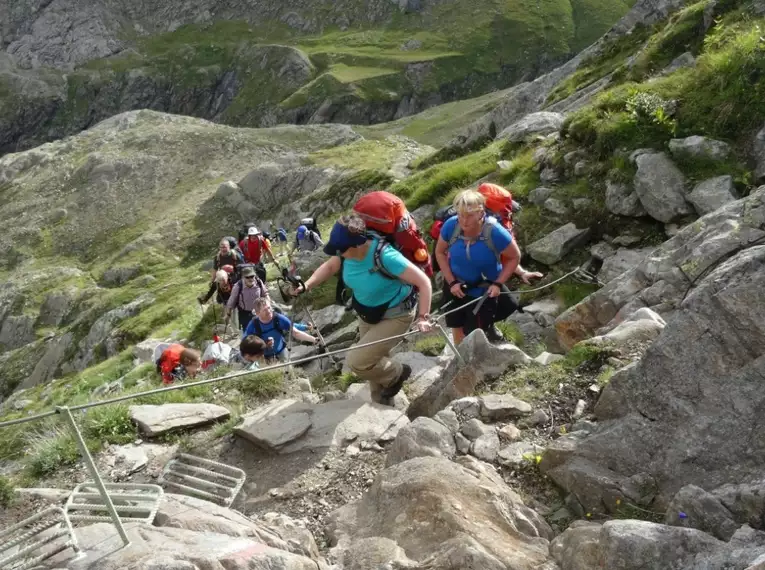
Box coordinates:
[440,216,513,297]
[243,313,292,357]
[343,238,412,308]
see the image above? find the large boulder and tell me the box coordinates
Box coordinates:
[665,485,738,541]
[633,152,693,223]
[552,520,723,570]
[130,403,231,437]
[52,522,325,569]
[385,416,456,466]
[406,329,531,419]
[688,175,739,215]
[543,243,765,511]
[154,493,321,561]
[555,187,765,348]
[554,521,765,570]
[497,111,564,143]
[235,398,409,453]
[0,315,35,351]
[669,135,731,161]
[585,307,666,348]
[327,456,553,568]
[527,223,591,265]
[598,247,654,283]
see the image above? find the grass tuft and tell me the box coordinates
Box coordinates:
[413,335,447,356]
[0,475,14,508]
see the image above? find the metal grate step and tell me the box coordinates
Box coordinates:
[159,453,246,507]
[0,507,80,570]
[64,482,163,525]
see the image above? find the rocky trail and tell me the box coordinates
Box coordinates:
[3,0,765,566]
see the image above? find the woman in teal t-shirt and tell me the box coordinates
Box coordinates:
[294,213,433,405]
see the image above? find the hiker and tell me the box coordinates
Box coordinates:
[244,297,318,363]
[434,189,521,345]
[275,227,289,253]
[224,266,269,333]
[238,335,268,370]
[239,226,276,283]
[156,344,202,385]
[430,183,543,285]
[291,224,324,253]
[211,238,242,281]
[198,268,234,305]
[293,213,433,405]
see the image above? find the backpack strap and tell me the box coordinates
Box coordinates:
[251,318,262,337]
[445,218,501,263]
[370,239,399,281]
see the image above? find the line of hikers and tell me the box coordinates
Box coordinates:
[157,184,544,406]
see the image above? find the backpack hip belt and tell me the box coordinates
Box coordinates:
[382,287,418,320]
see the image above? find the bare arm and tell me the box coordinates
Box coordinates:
[435,237,455,284]
[302,256,342,291]
[398,264,433,318]
[291,327,317,344]
[495,240,521,285]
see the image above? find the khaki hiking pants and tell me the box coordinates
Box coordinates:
[346,312,413,403]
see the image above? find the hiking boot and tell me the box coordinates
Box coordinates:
[485,325,505,343]
[380,364,412,400]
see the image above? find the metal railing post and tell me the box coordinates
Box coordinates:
[436,323,465,365]
[56,406,131,547]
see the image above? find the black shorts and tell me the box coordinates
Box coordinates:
[442,284,499,333]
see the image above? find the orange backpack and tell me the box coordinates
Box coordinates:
[353,191,433,277]
[478,183,515,232]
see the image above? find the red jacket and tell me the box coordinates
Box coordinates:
[239,236,270,264]
[158,343,185,385]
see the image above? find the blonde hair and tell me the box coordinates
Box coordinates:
[453,190,486,215]
[215,270,229,283]
[338,213,366,235]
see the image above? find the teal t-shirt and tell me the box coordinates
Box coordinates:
[342,239,412,308]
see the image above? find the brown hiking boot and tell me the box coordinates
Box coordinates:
[380,364,412,400]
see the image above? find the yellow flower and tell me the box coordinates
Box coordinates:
[586,512,592,518]
[616,499,621,506]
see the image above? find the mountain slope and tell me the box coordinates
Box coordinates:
[0,0,630,154]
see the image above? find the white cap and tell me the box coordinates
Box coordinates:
[247,226,259,236]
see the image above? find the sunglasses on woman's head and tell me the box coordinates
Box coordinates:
[245,276,256,280]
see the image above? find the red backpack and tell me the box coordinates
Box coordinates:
[353,191,433,278]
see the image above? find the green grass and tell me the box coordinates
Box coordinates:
[0,475,13,508]
[555,282,600,308]
[497,147,541,199]
[391,143,501,209]
[308,139,416,172]
[81,404,137,445]
[328,63,399,83]
[496,321,525,346]
[626,1,707,81]
[413,335,447,356]
[559,3,765,156]
[24,425,88,478]
[311,371,359,392]
[546,24,652,105]
[234,370,285,399]
[490,342,612,404]
[357,88,512,147]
